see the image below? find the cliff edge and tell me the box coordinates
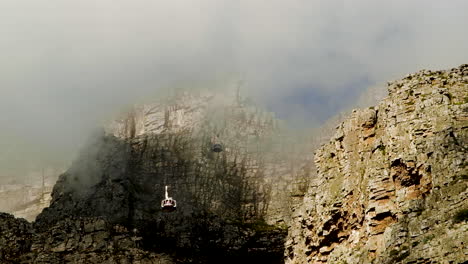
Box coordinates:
[286,65,468,263]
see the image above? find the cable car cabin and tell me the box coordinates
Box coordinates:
[161,185,176,212]
[161,198,177,212]
[211,143,223,153]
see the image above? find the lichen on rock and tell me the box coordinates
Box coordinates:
[286,64,468,264]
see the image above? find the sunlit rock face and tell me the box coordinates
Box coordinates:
[286,65,468,264]
[30,89,310,263]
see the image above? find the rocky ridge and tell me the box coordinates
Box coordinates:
[1,65,466,263]
[1,213,173,263]
[285,65,468,263]
[1,89,310,263]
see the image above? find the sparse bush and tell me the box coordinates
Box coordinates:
[454,209,468,223]
[376,144,386,155]
[396,251,410,262]
[389,249,399,257]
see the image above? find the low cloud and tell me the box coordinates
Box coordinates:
[1,0,467,180]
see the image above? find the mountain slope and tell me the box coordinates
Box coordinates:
[286,65,468,264]
[31,90,310,263]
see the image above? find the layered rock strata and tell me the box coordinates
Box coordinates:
[286,65,468,263]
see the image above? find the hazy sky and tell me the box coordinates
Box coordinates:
[1,0,467,180]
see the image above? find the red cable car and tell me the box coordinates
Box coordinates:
[161,185,177,212]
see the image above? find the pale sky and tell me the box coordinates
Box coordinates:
[1,0,467,181]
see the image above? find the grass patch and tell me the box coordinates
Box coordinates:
[452,97,468,105]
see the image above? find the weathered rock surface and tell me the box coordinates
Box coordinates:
[5,90,308,263]
[2,65,466,263]
[286,65,468,263]
[0,213,173,263]
[0,213,33,263]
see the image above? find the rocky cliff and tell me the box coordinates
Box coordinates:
[1,89,310,263]
[1,65,466,264]
[286,65,468,263]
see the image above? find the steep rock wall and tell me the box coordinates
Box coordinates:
[286,65,468,264]
[31,90,310,263]
[0,213,173,263]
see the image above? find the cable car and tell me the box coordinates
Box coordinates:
[211,143,223,153]
[161,185,177,212]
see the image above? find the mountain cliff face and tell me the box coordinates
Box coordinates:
[286,65,468,263]
[19,90,309,263]
[1,65,466,264]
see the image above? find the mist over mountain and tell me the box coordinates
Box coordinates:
[1,0,468,182]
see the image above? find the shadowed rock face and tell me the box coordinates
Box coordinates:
[34,133,287,263]
[1,213,174,264]
[29,91,310,263]
[286,64,468,264]
[0,213,33,262]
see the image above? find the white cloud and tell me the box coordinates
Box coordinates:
[0,0,467,179]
